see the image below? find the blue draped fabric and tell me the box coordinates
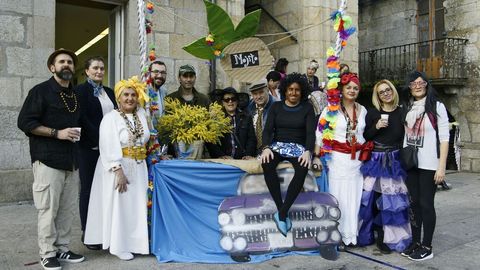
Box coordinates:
[151,160,326,263]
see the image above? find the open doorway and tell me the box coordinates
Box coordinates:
[55,0,122,87]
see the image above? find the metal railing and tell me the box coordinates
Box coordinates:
[359,38,468,86]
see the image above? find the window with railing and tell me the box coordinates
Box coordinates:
[359,38,468,87]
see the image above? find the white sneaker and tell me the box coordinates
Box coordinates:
[115,252,134,261]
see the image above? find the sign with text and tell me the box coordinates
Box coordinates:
[230,51,259,68]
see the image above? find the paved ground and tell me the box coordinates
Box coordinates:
[1,171,479,270]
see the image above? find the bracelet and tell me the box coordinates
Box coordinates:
[111,165,122,172]
[50,128,58,138]
[260,145,270,152]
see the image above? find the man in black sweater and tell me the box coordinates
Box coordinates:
[18,49,85,270]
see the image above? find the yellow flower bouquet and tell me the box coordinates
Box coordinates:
[157,97,232,145]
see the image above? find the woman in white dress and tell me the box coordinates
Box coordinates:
[84,76,150,260]
[313,72,372,250]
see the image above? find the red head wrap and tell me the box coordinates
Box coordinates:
[340,73,361,90]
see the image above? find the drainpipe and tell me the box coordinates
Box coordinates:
[209,0,217,93]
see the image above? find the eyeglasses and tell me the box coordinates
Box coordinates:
[409,81,427,88]
[151,70,167,75]
[222,97,237,103]
[378,87,392,96]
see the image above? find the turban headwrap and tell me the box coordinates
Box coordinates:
[340,72,361,90]
[114,76,149,108]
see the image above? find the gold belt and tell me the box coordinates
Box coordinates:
[122,146,147,160]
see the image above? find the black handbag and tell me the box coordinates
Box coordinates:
[400,114,424,170]
[399,145,418,170]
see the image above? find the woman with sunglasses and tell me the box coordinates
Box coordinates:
[206,87,257,159]
[399,71,449,261]
[357,80,411,254]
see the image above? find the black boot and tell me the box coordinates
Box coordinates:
[376,229,391,254]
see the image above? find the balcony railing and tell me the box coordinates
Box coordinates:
[359,38,468,87]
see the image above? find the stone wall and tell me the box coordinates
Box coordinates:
[0,0,55,202]
[358,0,480,171]
[358,0,417,51]
[248,0,359,81]
[442,0,480,171]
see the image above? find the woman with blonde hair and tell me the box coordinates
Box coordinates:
[358,79,411,254]
[84,76,150,261]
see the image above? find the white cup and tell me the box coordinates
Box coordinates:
[381,114,389,121]
[72,127,81,142]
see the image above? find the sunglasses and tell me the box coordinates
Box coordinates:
[409,81,427,88]
[222,97,237,103]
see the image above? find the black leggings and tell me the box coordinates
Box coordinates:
[405,168,437,247]
[261,151,309,221]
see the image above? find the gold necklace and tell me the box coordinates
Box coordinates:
[59,91,78,113]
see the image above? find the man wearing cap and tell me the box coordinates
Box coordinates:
[167,64,210,108]
[18,49,85,270]
[247,78,276,151]
[206,87,257,159]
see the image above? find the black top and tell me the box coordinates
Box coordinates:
[206,110,257,159]
[363,106,405,146]
[75,82,117,149]
[262,101,316,152]
[17,77,80,170]
[167,87,210,108]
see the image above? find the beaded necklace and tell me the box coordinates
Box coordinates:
[59,90,78,113]
[118,108,144,143]
[341,102,358,144]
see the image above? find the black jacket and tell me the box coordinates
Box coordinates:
[17,77,80,170]
[207,110,257,159]
[75,82,117,149]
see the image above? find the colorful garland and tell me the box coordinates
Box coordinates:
[318,1,356,160]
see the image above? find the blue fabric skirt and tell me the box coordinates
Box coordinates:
[358,150,412,252]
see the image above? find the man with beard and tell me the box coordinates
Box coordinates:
[167,64,210,108]
[18,49,85,270]
[147,60,168,123]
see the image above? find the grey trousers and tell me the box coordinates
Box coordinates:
[32,161,79,258]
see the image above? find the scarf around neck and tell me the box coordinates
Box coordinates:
[405,96,426,128]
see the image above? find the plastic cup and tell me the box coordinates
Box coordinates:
[73,127,81,142]
[381,114,389,121]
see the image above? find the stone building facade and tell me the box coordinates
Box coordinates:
[0,0,356,202]
[358,0,480,171]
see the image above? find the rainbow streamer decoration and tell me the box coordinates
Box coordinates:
[318,0,356,160]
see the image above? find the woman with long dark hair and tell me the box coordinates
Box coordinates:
[260,73,316,236]
[357,79,411,254]
[400,71,449,261]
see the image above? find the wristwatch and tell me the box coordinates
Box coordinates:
[50,128,58,138]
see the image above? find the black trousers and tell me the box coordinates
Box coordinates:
[78,147,100,231]
[405,168,437,247]
[261,151,309,221]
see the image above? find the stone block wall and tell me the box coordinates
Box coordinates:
[443,0,480,171]
[248,0,359,82]
[0,0,55,202]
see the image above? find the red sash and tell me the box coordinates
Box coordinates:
[332,140,374,161]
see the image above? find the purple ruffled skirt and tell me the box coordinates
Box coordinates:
[358,150,412,252]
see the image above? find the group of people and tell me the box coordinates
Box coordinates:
[250,60,448,263]
[17,48,448,270]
